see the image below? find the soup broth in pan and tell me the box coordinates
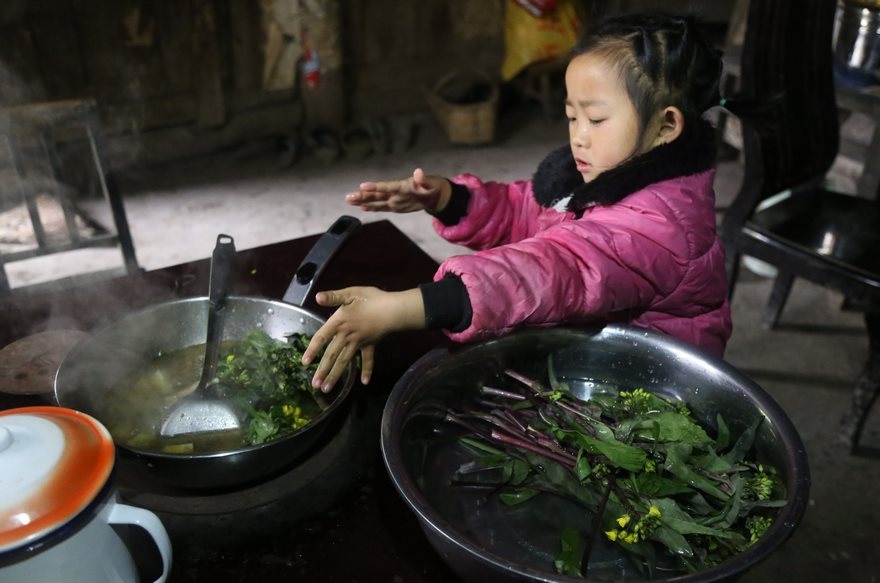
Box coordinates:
[98,331,322,454]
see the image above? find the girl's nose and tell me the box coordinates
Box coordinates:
[572,123,590,148]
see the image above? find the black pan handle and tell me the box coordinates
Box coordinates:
[209,234,236,311]
[282,215,361,307]
[202,234,236,386]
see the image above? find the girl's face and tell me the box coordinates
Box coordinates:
[565,53,644,184]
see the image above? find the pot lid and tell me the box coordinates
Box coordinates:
[0,330,89,396]
[0,406,115,553]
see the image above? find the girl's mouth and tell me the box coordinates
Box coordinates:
[575,158,592,172]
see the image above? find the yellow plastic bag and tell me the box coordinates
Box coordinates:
[501,0,583,82]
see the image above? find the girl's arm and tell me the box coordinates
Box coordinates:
[434,211,686,343]
[432,173,561,250]
[344,170,561,250]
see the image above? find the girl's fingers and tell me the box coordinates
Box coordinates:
[347,193,397,212]
[302,324,334,366]
[311,333,345,389]
[352,190,386,203]
[315,289,347,307]
[359,345,375,385]
[412,168,436,193]
[306,291,356,368]
[322,344,354,393]
[412,167,427,187]
[348,181,399,203]
[358,201,393,212]
[364,179,404,193]
[314,341,374,390]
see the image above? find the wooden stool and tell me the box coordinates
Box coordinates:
[0,99,140,294]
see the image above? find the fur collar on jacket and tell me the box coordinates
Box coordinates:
[531,118,717,214]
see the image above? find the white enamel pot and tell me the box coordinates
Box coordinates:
[0,407,172,582]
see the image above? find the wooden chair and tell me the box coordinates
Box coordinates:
[719,0,880,454]
[0,99,139,294]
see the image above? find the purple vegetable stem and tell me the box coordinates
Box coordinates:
[490,430,576,469]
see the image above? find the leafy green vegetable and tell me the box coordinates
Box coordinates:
[246,410,279,445]
[632,411,713,445]
[625,473,692,498]
[446,356,786,578]
[662,443,731,501]
[561,429,647,471]
[555,527,588,577]
[216,330,322,445]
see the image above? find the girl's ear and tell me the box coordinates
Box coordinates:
[650,106,685,148]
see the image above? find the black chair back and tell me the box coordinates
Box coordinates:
[738,0,839,199]
[721,0,880,454]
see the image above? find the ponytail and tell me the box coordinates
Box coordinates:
[717,93,786,134]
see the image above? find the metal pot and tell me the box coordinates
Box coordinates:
[54,216,360,490]
[0,407,172,582]
[381,326,810,583]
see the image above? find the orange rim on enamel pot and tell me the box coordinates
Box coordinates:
[0,407,115,553]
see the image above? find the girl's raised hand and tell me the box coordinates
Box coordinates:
[345,168,451,214]
[301,287,426,392]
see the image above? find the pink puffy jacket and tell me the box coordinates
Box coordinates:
[432,171,732,357]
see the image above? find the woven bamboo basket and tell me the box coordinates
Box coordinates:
[426,70,499,145]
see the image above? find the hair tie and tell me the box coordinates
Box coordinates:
[719,98,728,107]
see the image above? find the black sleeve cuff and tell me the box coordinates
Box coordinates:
[428,180,470,226]
[419,275,473,332]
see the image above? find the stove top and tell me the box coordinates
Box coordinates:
[0,222,461,581]
[117,391,458,582]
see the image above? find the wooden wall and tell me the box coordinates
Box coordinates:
[342,0,505,118]
[0,1,275,131]
[0,0,303,166]
[339,0,736,118]
[0,0,506,132]
[0,1,734,166]
[0,0,510,165]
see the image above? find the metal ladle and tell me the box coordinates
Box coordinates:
[160,234,239,437]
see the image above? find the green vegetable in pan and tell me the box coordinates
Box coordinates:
[215,330,322,445]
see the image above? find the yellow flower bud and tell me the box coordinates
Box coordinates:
[648,505,661,517]
[617,514,631,528]
[605,529,618,541]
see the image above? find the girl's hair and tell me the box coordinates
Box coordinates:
[574,13,723,133]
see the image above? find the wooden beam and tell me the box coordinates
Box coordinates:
[194,0,226,128]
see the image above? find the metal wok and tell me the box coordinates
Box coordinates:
[54,216,360,490]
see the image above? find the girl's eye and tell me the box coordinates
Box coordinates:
[567,116,577,123]
[589,118,606,126]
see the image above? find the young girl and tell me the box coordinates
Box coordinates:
[302,13,732,392]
